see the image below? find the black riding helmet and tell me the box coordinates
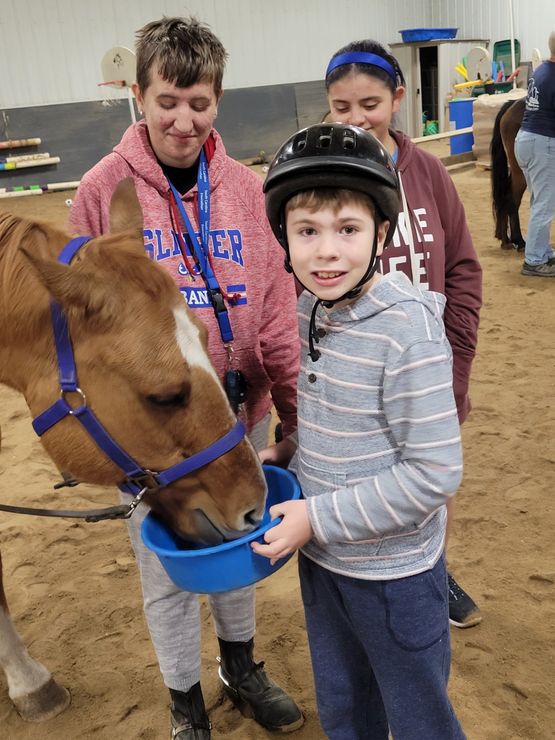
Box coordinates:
[264,122,400,252]
[263,123,400,361]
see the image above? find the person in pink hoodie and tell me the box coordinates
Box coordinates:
[323,39,483,630]
[70,17,302,740]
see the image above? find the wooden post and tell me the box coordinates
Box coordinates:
[0,138,41,150]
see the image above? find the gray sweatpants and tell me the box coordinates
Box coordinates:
[122,414,271,691]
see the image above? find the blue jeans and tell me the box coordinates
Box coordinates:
[299,553,465,740]
[515,130,555,265]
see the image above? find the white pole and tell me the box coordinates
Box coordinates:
[46,181,80,191]
[0,137,41,150]
[128,87,137,124]
[0,156,60,170]
[509,0,517,88]
[0,190,43,199]
[411,126,473,145]
[1,152,50,163]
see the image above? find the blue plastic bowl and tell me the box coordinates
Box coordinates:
[399,28,458,43]
[141,465,301,593]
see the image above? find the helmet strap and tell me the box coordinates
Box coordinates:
[308,299,323,361]
[335,227,382,302]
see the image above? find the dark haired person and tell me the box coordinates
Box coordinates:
[259,122,465,739]
[322,39,483,629]
[70,16,302,740]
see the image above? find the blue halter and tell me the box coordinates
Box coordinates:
[31,236,246,516]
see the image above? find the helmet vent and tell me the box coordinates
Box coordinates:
[264,123,400,254]
[317,126,334,149]
[293,132,307,152]
[343,130,356,149]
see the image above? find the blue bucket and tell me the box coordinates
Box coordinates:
[399,28,458,43]
[141,465,301,593]
[449,98,475,155]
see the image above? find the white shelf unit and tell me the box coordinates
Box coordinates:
[390,39,490,138]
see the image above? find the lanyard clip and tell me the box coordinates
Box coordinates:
[208,287,226,314]
[207,287,234,344]
[225,343,234,368]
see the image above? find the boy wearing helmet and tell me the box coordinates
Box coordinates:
[255,123,465,739]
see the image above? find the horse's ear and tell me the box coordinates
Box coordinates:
[20,249,119,329]
[109,178,144,235]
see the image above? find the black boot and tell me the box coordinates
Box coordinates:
[169,683,211,740]
[217,638,304,733]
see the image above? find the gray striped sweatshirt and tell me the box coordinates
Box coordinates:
[291,272,463,580]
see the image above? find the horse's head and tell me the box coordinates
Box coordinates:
[14,179,267,544]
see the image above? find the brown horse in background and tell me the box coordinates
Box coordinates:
[490,97,527,250]
[0,179,266,723]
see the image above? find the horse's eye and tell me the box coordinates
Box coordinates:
[147,393,187,408]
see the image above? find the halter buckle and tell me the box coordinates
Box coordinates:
[125,469,160,494]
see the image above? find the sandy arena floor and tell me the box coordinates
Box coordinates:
[0,161,554,739]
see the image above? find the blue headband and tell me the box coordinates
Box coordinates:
[325,52,398,84]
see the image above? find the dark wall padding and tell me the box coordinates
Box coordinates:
[0,100,136,189]
[0,80,326,189]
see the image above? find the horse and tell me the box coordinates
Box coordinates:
[490,97,527,250]
[0,179,266,723]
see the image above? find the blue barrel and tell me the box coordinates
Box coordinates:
[448,98,475,155]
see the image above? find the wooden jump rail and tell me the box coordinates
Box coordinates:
[0,156,61,172]
[0,181,80,199]
[412,126,473,145]
[0,137,41,150]
[0,153,51,164]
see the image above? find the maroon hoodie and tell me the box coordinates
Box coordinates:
[70,122,299,436]
[381,130,482,423]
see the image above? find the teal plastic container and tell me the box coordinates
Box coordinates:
[141,465,301,593]
[449,98,475,155]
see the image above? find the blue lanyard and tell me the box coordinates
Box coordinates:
[167,151,234,344]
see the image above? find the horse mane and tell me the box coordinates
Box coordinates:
[0,212,66,330]
[0,210,63,268]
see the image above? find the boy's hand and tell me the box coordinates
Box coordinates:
[251,500,312,565]
[257,436,296,467]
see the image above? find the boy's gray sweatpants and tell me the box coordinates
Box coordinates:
[122,414,271,692]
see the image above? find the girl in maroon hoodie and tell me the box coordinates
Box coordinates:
[70,17,302,740]
[324,39,483,630]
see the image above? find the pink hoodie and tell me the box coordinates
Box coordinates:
[70,122,299,436]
